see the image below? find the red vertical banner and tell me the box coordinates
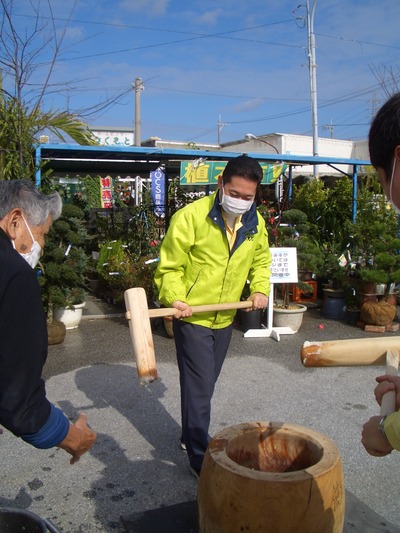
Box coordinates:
[100,176,113,208]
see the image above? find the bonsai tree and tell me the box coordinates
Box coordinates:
[271,208,324,308]
[346,187,400,293]
[39,203,89,317]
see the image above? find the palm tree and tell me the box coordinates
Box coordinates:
[0,0,98,181]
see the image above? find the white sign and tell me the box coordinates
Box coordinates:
[92,131,134,146]
[270,247,298,284]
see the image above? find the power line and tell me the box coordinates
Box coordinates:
[14,15,300,63]
[316,32,400,51]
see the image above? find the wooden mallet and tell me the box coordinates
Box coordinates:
[300,337,399,415]
[124,287,253,385]
[301,337,400,367]
[379,349,398,417]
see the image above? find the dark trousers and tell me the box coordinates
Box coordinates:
[173,319,233,471]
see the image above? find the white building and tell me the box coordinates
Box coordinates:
[220,133,369,177]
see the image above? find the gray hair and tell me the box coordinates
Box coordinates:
[0,180,62,226]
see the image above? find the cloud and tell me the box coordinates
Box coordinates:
[117,0,170,17]
[64,25,85,41]
[230,98,265,114]
[196,9,223,26]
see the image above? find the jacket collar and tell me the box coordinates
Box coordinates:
[208,190,259,230]
[208,190,260,254]
[0,227,13,247]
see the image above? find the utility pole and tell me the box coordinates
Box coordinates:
[306,0,319,178]
[322,118,334,138]
[217,115,229,145]
[133,77,144,146]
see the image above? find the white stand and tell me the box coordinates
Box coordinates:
[243,247,299,342]
[243,284,296,341]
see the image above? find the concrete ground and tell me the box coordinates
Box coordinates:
[1,295,400,532]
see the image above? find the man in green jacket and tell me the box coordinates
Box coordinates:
[155,154,271,477]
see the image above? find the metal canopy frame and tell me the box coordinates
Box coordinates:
[35,143,371,221]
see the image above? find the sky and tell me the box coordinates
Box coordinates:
[4,0,400,145]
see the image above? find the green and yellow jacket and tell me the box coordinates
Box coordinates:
[384,411,400,451]
[154,191,271,329]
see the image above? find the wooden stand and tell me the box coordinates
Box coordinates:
[291,280,318,303]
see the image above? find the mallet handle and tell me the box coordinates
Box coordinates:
[380,350,399,416]
[148,300,253,318]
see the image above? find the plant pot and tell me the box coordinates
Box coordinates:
[344,307,360,325]
[0,507,60,532]
[54,302,86,330]
[358,280,377,294]
[88,278,99,293]
[375,283,387,295]
[273,303,307,332]
[239,308,264,332]
[47,319,66,345]
[321,290,345,320]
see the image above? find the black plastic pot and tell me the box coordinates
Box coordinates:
[239,309,264,332]
[344,307,360,325]
[0,508,60,532]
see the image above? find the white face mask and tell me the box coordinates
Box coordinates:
[220,187,254,216]
[12,214,42,269]
[389,158,400,215]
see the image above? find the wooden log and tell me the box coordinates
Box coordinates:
[301,336,400,367]
[198,421,344,533]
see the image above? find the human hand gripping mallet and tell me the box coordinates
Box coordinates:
[300,338,400,455]
[124,287,253,384]
[361,349,398,456]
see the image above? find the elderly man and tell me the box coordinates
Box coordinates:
[0,180,96,463]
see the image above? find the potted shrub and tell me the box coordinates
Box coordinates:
[39,204,89,329]
[267,209,320,331]
[96,239,159,307]
[345,181,400,299]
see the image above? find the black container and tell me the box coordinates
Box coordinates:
[0,508,60,533]
[344,307,360,325]
[239,309,264,332]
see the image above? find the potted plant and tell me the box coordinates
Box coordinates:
[96,239,159,307]
[39,203,89,330]
[268,209,320,331]
[344,181,400,299]
[342,282,362,325]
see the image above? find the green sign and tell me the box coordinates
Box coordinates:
[180,160,286,186]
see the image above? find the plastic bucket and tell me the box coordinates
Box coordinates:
[0,508,60,532]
